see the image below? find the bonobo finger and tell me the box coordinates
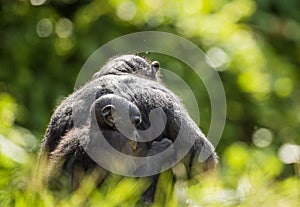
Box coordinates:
[189,138,218,178]
[147,138,173,155]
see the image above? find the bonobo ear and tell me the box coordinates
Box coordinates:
[101,105,116,127]
[151,61,160,73]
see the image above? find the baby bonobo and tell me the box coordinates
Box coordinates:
[38,54,217,203]
[45,94,151,190]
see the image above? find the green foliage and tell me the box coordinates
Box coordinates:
[0,136,299,206]
[1,0,300,206]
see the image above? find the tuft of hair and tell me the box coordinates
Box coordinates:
[92,54,161,81]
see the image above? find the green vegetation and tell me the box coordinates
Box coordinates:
[1,0,300,206]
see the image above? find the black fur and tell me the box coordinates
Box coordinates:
[38,54,217,203]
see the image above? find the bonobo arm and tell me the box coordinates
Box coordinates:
[128,82,218,176]
[46,127,108,191]
[141,138,175,204]
[180,110,218,175]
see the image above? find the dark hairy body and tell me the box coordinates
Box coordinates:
[38,55,217,203]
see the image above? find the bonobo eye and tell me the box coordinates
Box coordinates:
[151,61,160,72]
[131,115,142,127]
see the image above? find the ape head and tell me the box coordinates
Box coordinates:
[92,55,161,81]
[93,94,143,152]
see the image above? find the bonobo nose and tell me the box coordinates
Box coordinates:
[151,61,160,72]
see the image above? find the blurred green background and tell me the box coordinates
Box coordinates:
[0,0,300,206]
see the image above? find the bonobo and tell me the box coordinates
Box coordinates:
[45,94,150,190]
[38,54,217,202]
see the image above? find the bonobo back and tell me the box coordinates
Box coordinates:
[38,54,217,204]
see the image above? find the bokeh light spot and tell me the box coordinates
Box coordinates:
[278,144,300,164]
[274,77,293,98]
[54,38,73,56]
[252,128,273,148]
[30,0,47,6]
[36,18,53,38]
[238,70,270,100]
[0,93,17,128]
[206,47,229,70]
[55,18,74,38]
[116,1,136,21]
[224,143,249,169]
